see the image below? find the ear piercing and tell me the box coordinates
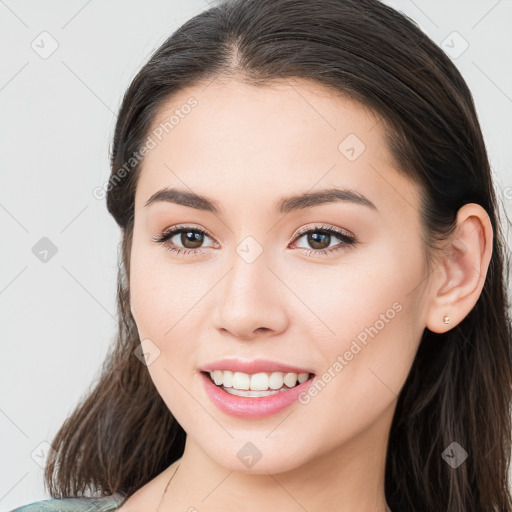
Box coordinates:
[443,315,450,324]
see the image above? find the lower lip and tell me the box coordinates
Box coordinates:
[200,371,316,419]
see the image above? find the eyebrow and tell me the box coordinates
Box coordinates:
[144,186,378,214]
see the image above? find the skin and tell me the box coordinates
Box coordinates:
[118,78,493,511]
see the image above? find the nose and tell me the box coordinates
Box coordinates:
[211,249,289,341]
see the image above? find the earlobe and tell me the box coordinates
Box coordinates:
[425,203,493,334]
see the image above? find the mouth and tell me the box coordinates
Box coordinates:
[199,368,317,419]
[200,370,316,398]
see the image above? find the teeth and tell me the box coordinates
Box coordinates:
[233,372,250,390]
[298,372,309,384]
[209,370,310,390]
[250,372,269,391]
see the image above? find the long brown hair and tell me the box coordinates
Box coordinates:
[44,0,512,509]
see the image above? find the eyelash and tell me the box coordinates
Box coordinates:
[152,223,357,257]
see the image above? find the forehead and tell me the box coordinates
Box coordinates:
[134,78,421,219]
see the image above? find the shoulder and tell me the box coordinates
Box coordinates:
[8,494,126,512]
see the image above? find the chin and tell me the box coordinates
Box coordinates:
[200,438,311,475]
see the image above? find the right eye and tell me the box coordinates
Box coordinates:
[152,224,217,256]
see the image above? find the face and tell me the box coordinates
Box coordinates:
[129,78,430,474]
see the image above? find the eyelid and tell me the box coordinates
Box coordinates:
[160,223,214,240]
[292,223,354,241]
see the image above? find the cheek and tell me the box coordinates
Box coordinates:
[325,243,426,388]
[129,244,197,338]
[300,237,426,381]
[129,245,212,396]
[128,250,202,416]
[290,264,424,444]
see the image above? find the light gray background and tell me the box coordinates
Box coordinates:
[1,0,511,509]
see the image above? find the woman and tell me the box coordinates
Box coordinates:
[11,0,512,510]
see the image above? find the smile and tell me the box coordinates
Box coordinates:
[200,370,316,419]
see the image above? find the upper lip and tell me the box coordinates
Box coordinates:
[199,358,314,375]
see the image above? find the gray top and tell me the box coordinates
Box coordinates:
[8,494,126,512]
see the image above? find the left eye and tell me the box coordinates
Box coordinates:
[290,225,357,256]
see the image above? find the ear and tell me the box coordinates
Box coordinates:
[425,203,493,334]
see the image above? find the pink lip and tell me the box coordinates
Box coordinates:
[200,371,316,419]
[198,358,314,375]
